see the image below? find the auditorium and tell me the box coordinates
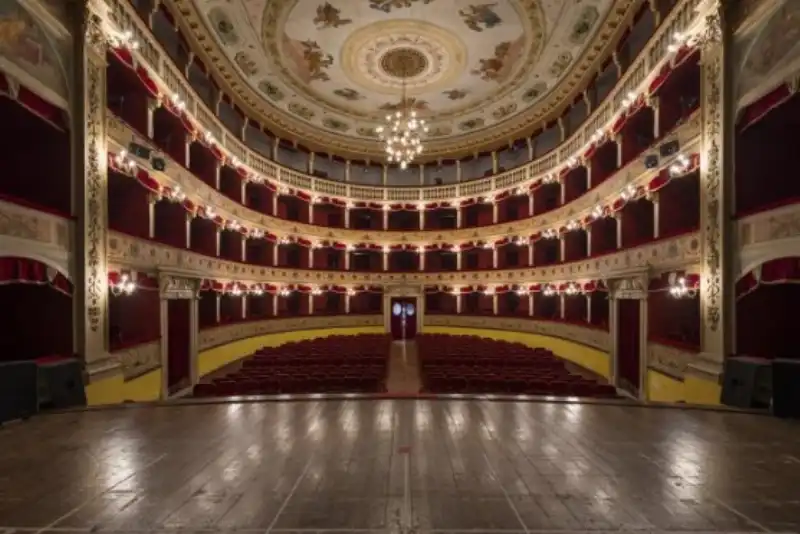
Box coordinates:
[0,0,799,531]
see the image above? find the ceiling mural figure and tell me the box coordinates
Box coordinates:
[459,3,503,32]
[187,0,626,157]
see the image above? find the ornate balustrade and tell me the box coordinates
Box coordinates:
[648,341,697,379]
[102,0,702,201]
[108,114,701,243]
[0,198,74,277]
[108,230,701,286]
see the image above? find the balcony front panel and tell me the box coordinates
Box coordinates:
[109,230,701,287]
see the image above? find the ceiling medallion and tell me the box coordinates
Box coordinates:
[380,47,429,79]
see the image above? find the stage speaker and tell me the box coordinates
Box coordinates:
[0,361,39,424]
[659,139,680,157]
[772,359,800,418]
[721,356,772,409]
[152,156,167,171]
[37,358,86,409]
[128,142,151,159]
[644,154,659,169]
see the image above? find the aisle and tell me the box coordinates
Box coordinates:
[385,340,422,394]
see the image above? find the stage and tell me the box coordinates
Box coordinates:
[0,398,798,533]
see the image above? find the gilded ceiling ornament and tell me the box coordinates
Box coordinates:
[442,89,469,100]
[426,125,453,137]
[288,102,316,119]
[234,51,258,76]
[492,102,517,120]
[333,88,365,101]
[570,6,599,44]
[471,41,517,82]
[548,51,573,77]
[459,4,503,32]
[357,126,380,137]
[522,81,547,102]
[380,97,429,112]
[314,2,353,29]
[258,80,285,101]
[323,117,351,131]
[208,7,238,45]
[459,117,485,131]
[369,0,435,14]
[298,39,334,82]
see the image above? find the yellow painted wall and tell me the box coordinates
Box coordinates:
[85,325,384,406]
[647,370,721,405]
[423,326,611,379]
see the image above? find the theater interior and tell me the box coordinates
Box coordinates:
[0,0,799,531]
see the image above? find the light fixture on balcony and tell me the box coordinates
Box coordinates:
[347,288,357,296]
[250,285,264,296]
[620,183,637,201]
[564,282,581,296]
[375,56,429,169]
[166,185,186,202]
[542,228,558,239]
[669,275,697,298]
[669,154,691,177]
[311,287,322,296]
[566,220,580,231]
[250,228,264,239]
[591,205,605,219]
[621,91,637,109]
[279,288,291,297]
[543,285,557,297]
[110,274,136,296]
[230,285,242,296]
[112,150,137,173]
[515,288,529,296]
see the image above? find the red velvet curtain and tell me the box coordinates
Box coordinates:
[109,288,160,351]
[152,107,187,166]
[154,201,187,248]
[564,166,589,202]
[189,142,218,187]
[0,258,73,361]
[219,165,243,203]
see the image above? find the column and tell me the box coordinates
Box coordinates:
[456,207,462,228]
[419,251,425,271]
[615,213,623,248]
[74,4,111,378]
[272,242,279,266]
[528,293,534,317]
[308,201,314,224]
[189,293,199,388]
[528,193,534,216]
[492,202,498,224]
[272,293,278,316]
[608,297,618,386]
[456,293,462,314]
[241,235,246,262]
[345,292,351,314]
[382,250,389,271]
[697,0,733,379]
[651,97,660,139]
[652,194,660,240]
[344,248,350,270]
[215,293,221,323]
[492,293,498,315]
[419,209,425,230]
[586,294,592,324]
[383,208,389,230]
[559,293,565,319]
[419,164,424,185]
[344,206,350,228]
[308,152,315,174]
[492,152,498,174]
[528,243,534,266]
[214,162,221,189]
[184,139,191,168]
[382,164,388,185]
[492,247,498,268]
[215,228,221,256]
[148,195,156,239]
[241,294,247,320]
[307,293,314,315]
[586,227,593,257]
[615,136,623,168]
[345,160,351,182]
[456,160,462,182]
[559,236,565,262]
[308,247,314,268]
[185,214,192,248]
[456,250,462,270]
[146,99,158,139]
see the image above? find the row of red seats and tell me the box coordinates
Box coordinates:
[418,334,617,399]
[193,334,392,397]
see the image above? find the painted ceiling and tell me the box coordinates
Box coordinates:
[183,0,630,159]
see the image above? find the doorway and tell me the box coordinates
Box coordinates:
[390,298,417,340]
[616,298,641,398]
[166,298,191,395]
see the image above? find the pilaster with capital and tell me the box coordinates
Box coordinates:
[74,1,112,379]
[697,0,733,380]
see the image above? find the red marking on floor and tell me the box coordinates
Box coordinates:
[398,445,412,454]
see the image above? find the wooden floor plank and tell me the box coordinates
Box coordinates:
[0,399,798,533]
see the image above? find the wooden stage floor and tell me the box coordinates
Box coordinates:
[0,399,799,533]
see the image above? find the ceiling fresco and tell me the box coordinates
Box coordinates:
[183,0,630,158]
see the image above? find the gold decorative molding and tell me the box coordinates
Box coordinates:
[198,314,383,352]
[424,314,611,353]
[736,202,800,278]
[0,199,73,276]
[108,230,701,287]
[116,340,161,380]
[648,341,696,379]
[107,112,700,244]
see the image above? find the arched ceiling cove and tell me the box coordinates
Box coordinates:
[171,0,638,160]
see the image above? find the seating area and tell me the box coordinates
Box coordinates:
[418,334,618,398]
[193,334,391,397]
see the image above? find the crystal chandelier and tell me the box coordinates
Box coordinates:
[375,59,428,169]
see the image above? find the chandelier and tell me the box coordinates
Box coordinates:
[375,57,429,169]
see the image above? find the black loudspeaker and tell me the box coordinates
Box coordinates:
[0,361,39,424]
[128,142,152,159]
[772,359,800,418]
[151,157,167,171]
[644,154,659,169]
[37,358,86,409]
[721,356,772,409]
[659,139,680,157]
